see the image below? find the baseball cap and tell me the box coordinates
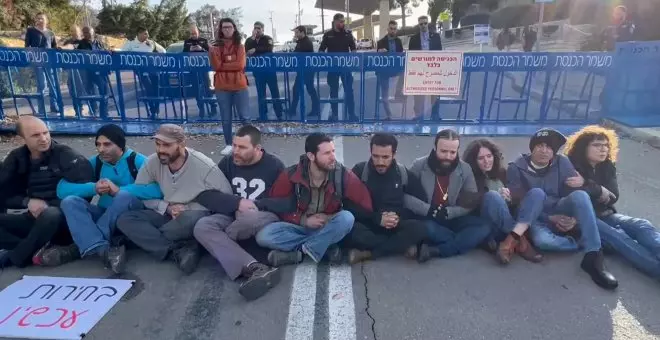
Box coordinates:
[153,124,185,144]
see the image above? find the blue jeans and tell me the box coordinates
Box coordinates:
[598,213,660,278]
[216,89,249,145]
[480,188,546,241]
[529,190,601,253]
[256,210,354,263]
[424,215,491,257]
[60,191,142,257]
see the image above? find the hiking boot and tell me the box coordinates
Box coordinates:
[267,250,303,267]
[516,235,543,263]
[348,249,372,264]
[100,245,127,274]
[495,235,518,265]
[325,246,343,264]
[33,244,80,267]
[417,244,440,263]
[404,245,418,260]
[238,263,281,301]
[581,250,618,290]
[172,242,201,275]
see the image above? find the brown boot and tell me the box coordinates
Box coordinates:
[348,249,372,264]
[495,235,519,265]
[516,235,543,263]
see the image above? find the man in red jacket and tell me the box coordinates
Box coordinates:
[256,133,372,266]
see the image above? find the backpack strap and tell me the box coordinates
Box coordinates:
[94,155,102,181]
[360,162,369,183]
[127,151,139,180]
[397,162,408,187]
[333,165,345,201]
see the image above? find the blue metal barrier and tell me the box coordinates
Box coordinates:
[0,45,647,135]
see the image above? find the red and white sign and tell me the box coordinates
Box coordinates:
[0,275,134,340]
[403,51,464,96]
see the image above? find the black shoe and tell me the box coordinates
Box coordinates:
[325,246,343,264]
[238,263,281,301]
[103,245,127,274]
[34,244,80,267]
[172,242,201,275]
[417,244,441,263]
[581,250,618,290]
[267,250,303,267]
[0,249,13,269]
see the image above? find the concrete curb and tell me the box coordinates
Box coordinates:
[601,118,660,150]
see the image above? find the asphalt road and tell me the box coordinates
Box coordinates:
[1,133,660,340]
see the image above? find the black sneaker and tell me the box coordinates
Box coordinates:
[325,246,343,264]
[238,263,281,301]
[100,245,127,274]
[34,244,80,267]
[172,242,201,275]
[267,250,303,267]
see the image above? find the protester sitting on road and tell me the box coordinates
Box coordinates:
[565,125,660,279]
[0,116,94,269]
[121,27,165,119]
[193,125,284,300]
[116,124,233,275]
[508,128,618,290]
[463,139,543,264]
[56,124,162,273]
[407,129,491,262]
[342,133,428,264]
[210,18,250,156]
[256,133,372,266]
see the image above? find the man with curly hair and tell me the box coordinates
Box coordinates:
[565,125,660,279]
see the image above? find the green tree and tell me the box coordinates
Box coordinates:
[427,0,450,30]
[389,0,422,28]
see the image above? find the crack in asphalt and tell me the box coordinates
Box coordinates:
[361,262,378,340]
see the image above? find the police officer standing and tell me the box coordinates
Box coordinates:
[288,25,320,118]
[245,21,284,120]
[318,13,358,121]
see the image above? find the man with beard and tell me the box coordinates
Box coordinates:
[256,133,372,266]
[509,128,618,290]
[55,124,162,273]
[407,129,490,262]
[116,124,233,274]
[0,116,93,268]
[246,21,283,120]
[193,125,284,300]
[375,20,405,119]
[342,133,428,264]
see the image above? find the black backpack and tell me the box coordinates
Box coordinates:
[95,151,139,181]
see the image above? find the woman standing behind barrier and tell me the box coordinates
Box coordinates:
[463,139,543,265]
[209,18,249,156]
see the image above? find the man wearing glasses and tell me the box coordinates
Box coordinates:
[408,16,443,120]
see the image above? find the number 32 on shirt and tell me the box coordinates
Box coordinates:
[232,177,266,200]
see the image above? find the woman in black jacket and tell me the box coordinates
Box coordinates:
[565,125,660,279]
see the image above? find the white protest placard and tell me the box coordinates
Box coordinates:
[403,51,463,96]
[474,24,490,45]
[0,275,134,340]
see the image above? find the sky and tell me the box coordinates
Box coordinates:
[186,0,430,43]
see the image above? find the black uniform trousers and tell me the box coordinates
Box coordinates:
[343,219,427,257]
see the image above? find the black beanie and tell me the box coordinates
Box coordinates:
[529,128,566,154]
[96,124,126,150]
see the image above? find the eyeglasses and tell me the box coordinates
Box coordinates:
[419,22,428,26]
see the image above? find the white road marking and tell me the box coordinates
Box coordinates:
[284,262,318,340]
[328,265,356,340]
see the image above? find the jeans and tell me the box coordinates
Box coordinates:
[598,213,660,278]
[424,215,491,257]
[529,190,601,253]
[254,72,283,119]
[342,219,427,257]
[196,71,217,118]
[216,89,249,145]
[326,72,356,120]
[480,188,546,241]
[81,70,110,118]
[60,191,142,257]
[0,208,70,267]
[35,67,59,113]
[256,210,354,262]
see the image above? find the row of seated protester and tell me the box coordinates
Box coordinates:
[1,117,659,301]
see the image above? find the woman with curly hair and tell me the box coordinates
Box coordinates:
[565,125,660,279]
[463,139,543,264]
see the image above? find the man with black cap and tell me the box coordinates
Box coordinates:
[116,124,234,275]
[318,13,358,121]
[55,124,161,272]
[507,128,618,290]
[245,21,283,120]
